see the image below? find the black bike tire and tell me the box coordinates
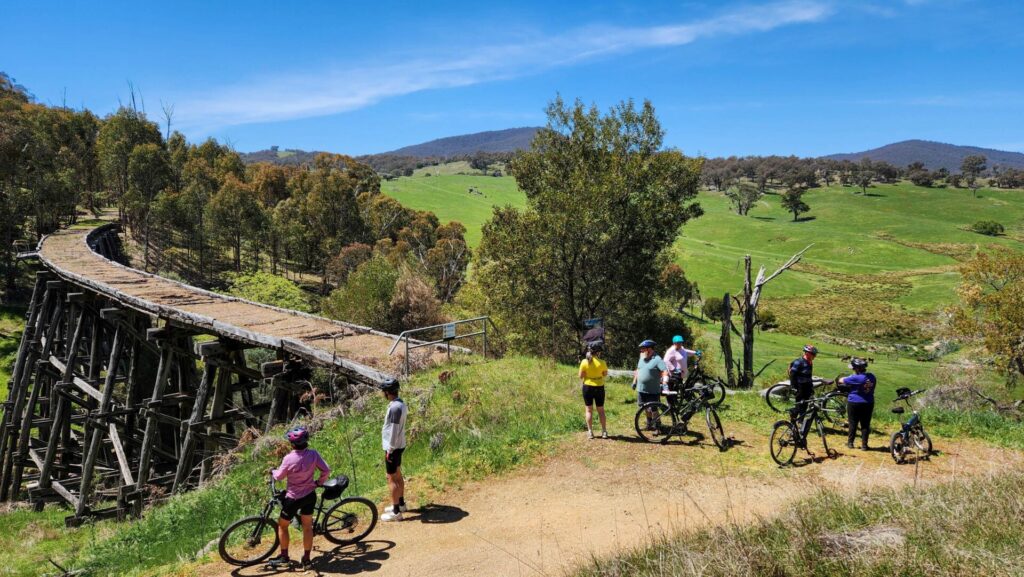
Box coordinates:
[707,377,727,407]
[769,421,798,466]
[323,496,379,545]
[705,407,727,451]
[218,515,279,566]
[634,402,675,444]
[823,395,847,430]
[890,431,907,464]
[912,428,932,458]
[765,383,796,413]
[816,417,834,458]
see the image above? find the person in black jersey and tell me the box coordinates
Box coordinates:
[789,344,818,444]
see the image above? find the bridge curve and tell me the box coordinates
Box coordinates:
[39,223,397,383]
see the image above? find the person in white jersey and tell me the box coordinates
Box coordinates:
[380,378,408,522]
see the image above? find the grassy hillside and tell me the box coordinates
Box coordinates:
[382,172,526,246]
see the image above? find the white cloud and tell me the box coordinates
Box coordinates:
[175,1,831,133]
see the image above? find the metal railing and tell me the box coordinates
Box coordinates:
[388,316,496,377]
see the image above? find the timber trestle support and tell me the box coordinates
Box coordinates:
[0,226,389,525]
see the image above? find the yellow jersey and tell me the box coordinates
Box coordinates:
[579,357,608,387]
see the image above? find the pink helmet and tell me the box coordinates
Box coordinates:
[285,426,309,448]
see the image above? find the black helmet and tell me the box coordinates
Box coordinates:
[850,357,868,371]
[587,342,604,352]
[379,377,400,394]
[803,344,818,355]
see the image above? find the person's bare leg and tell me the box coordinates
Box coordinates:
[393,469,404,505]
[301,515,314,560]
[277,518,290,558]
[597,406,607,434]
[585,405,594,434]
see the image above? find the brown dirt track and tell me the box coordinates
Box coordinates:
[190,421,1023,577]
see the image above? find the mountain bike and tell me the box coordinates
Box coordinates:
[889,387,932,464]
[218,474,378,566]
[634,380,728,450]
[769,393,841,466]
[765,377,847,429]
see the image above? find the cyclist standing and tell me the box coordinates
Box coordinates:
[579,343,609,439]
[663,335,698,385]
[633,340,667,429]
[269,426,330,569]
[837,357,876,450]
[380,378,408,522]
[789,344,818,443]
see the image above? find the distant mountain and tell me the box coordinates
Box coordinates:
[383,127,541,157]
[823,140,1024,172]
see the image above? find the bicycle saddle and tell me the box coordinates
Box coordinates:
[895,387,912,398]
[321,475,349,499]
[891,406,905,415]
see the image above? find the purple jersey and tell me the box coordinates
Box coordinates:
[272,448,330,499]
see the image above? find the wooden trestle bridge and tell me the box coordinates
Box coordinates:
[0,223,405,525]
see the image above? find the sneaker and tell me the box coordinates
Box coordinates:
[601,430,608,439]
[860,444,869,451]
[381,510,404,522]
[588,430,595,439]
[267,555,291,568]
[399,503,409,513]
[301,556,313,569]
[846,442,854,449]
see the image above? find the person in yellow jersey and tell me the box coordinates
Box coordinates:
[579,342,609,439]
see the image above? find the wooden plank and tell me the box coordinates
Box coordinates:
[47,356,103,402]
[51,479,79,509]
[108,424,135,487]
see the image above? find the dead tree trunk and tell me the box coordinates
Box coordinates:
[720,292,736,388]
[736,246,812,388]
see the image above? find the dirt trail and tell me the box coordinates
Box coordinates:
[193,422,1023,577]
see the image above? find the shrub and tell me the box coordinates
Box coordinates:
[322,255,399,329]
[226,272,310,312]
[702,296,726,321]
[970,220,1004,236]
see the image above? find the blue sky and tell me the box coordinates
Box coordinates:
[3,0,1023,156]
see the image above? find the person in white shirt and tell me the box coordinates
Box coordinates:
[663,335,698,387]
[380,378,408,522]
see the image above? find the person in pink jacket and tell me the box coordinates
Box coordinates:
[268,426,330,569]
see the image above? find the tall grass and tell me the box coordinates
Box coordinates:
[576,470,1024,577]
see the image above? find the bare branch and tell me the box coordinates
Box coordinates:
[757,244,813,288]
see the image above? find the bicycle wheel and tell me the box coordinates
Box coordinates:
[634,402,675,444]
[816,418,835,459]
[218,515,279,566]
[769,421,798,466]
[706,377,727,407]
[705,407,727,451]
[890,431,907,464]
[765,383,797,413]
[911,428,932,458]
[323,497,378,545]
[822,395,848,430]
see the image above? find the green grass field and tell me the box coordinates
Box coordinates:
[382,173,527,246]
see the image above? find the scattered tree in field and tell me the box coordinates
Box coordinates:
[906,161,934,187]
[781,185,810,221]
[477,96,703,362]
[953,251,1024,382]
[855,158,874,194]
[702,296,726,321]
[961,155,987,197]
[726,182,762,216]
[970,221,1004,236]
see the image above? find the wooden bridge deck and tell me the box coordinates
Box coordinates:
[37,224,398,382]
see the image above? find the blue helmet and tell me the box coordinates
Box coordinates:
[672,335,684,344]
[639,339,657,349]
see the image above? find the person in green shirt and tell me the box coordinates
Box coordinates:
[632,339,667,430]
[578,343,609,439]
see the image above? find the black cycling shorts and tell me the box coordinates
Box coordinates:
[279,491,316,521]
[581,385,605,407]
[385,448,404,475]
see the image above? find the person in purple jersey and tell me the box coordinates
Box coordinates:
[837,358,876,450]
[268,426,330,569]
